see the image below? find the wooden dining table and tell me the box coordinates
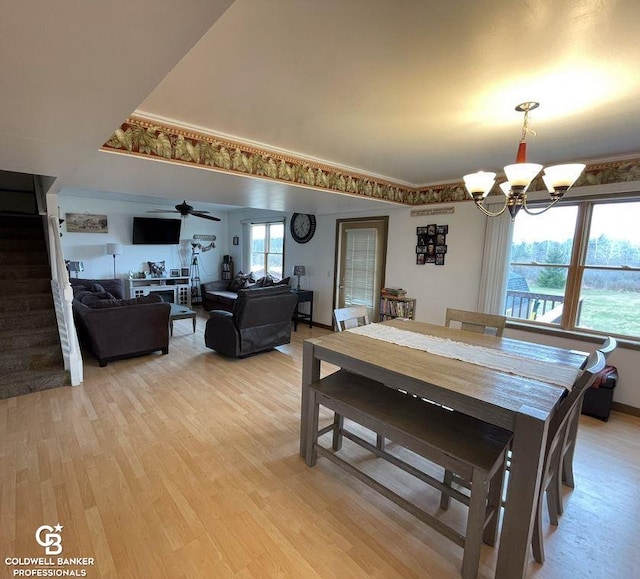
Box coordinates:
[299,319,588,579]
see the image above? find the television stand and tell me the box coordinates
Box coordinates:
[125,276,191,307]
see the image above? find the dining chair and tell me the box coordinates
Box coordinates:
[560,336,617,490]
[333,305,371,332]
[444,308,506,337]
[439,350,604,565]
[530,349,605,563]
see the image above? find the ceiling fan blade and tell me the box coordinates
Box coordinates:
[147,209,180,213]
[190,211,221,222]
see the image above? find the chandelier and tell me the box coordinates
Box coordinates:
[463,102,585,219]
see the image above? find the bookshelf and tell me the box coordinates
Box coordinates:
[221,255,234,281]
[379,294,416,321]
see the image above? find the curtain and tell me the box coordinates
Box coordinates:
[477,208,514,315]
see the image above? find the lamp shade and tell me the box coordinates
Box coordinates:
[106,243,122,256]
[463,171,496,198]
[293,265,305,276]
[503,163,542,191]
[543,164,585,192]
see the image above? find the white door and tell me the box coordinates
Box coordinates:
[335,217,388,321]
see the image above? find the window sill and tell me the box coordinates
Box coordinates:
[505,320,640,351]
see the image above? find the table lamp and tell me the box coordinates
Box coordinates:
[106,243,123,278]
[293,265,305,290]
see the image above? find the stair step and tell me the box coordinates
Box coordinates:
[0,264,51,280]
[0,369,69,399]
[0,344,63,372]
[0,216,46,240]
[0,250,48,265]
[0,327,60,351]
[0,293,54,312]
[0,238,46,251]
[0,309,57,332]
[0,279,51,295]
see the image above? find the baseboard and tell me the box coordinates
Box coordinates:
[611,402,640,417]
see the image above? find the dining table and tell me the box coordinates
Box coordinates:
[299,318,588,579]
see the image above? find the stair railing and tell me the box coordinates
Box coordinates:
[48,214,83,385]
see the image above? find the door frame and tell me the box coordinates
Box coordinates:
[333,216,389,320]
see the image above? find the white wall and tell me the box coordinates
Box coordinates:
[58,195,229,283]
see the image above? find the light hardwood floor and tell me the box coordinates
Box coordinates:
[1,312,639,578]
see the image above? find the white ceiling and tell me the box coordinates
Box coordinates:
[2,0,640,215]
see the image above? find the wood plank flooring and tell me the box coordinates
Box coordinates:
[1,312,639,578]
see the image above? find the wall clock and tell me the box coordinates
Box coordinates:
[290,213,316,244]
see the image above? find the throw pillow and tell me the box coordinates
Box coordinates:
[276,276,291,286]
[90,283,106,293]
[147,261,166,277]
[79,291,117,308]
[229,271,254,292]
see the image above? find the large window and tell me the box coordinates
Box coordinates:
[249,221,284,279]
[506,198,640,339]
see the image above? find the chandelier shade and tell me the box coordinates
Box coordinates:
[463,102,585,219]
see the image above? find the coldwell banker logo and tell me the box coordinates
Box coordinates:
[4,523,95,576]
[35,524,63,555]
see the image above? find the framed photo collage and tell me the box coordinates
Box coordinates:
[416,224,448,266]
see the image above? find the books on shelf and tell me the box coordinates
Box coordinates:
[379,295,415,320]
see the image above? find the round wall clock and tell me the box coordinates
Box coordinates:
[290,213,316,244]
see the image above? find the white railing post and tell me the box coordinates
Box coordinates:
[48,214,83,385]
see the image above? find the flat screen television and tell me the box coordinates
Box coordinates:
[132,217,181,245]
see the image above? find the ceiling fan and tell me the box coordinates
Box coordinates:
[147,200,221,222]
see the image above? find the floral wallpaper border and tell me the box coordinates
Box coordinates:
[102,117,640,206]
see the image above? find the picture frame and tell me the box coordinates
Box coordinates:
[65,213,108,233]
[416,223,449,266]
[170,269,180,277]
[180,267,190,277]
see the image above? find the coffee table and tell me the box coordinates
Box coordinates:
[169,303,196,336]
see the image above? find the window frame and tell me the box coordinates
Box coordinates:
[249,220,284,279]
[506,195,640,342]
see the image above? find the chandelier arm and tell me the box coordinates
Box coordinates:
[522,197,560,216]
[474,199,508,218]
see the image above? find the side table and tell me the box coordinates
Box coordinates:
[292,289,313,331]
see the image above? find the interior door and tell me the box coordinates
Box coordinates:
[334,217,388,321]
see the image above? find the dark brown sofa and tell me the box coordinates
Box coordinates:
[71,278,171,367]
[201,272,291,312]
[205,284,298,357]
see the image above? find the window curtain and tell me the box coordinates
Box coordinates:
[477,208,514,315]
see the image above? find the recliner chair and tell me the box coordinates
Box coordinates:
[205,285,298,357]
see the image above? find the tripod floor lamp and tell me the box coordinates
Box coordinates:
[106,243,122,278]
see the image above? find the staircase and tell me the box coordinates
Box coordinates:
[0,214,68,398]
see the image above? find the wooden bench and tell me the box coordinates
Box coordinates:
[304,370,513,579]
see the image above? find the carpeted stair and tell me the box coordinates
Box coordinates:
[0,214,69,398]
